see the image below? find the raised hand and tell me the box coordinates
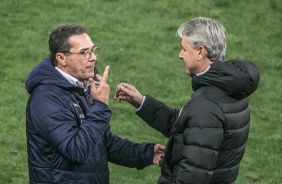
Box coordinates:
[114,83,144,109]
[89,66,110,105]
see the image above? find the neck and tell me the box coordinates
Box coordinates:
[195,58,213,75]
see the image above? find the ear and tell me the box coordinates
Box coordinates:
[56,53,67,66]
[197,46,207,60]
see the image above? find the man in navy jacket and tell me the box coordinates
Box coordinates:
[25,24,165,184]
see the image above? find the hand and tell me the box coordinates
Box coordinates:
[153,144,165,166]
[113,83,144,109]
[89,66,110,105]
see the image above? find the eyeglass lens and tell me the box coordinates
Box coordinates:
[85,48,99,59]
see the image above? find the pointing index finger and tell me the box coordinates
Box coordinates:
[102,66,109,82]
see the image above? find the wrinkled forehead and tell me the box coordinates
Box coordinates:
[68,33,95,51]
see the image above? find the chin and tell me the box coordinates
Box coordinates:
[87,71,95,78]
[88,75,95,79]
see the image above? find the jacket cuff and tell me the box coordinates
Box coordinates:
[86,100,112,124]
[136,96,146,111]
[137,143,154,170]
[93,99,108,108]
[136,95,159,122]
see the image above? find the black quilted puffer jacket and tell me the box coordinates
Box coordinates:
[137,60,260,184]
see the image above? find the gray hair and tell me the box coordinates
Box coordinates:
[177,17,226,62]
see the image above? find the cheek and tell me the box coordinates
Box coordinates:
[183,54,191,65]
[79,62,88,72]
[183,55,196,69]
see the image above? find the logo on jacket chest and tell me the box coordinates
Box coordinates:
[73,102,85,123]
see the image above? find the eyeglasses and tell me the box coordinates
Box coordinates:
[63,47,100,59]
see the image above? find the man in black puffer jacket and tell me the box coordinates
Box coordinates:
[114,17,260,183]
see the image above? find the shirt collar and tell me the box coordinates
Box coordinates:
[55,67,90,91]
[196,65,211,76]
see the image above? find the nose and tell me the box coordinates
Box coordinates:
[179,50,183,59]
[89,52,97,61]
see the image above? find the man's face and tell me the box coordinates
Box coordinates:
[59,33,97,82]
[179,35,200,75]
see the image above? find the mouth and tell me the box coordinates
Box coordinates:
[86,66,94,71]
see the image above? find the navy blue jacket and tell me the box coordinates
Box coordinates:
[25,57,154,184]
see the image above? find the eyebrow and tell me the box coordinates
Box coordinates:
[79,45,95,52]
